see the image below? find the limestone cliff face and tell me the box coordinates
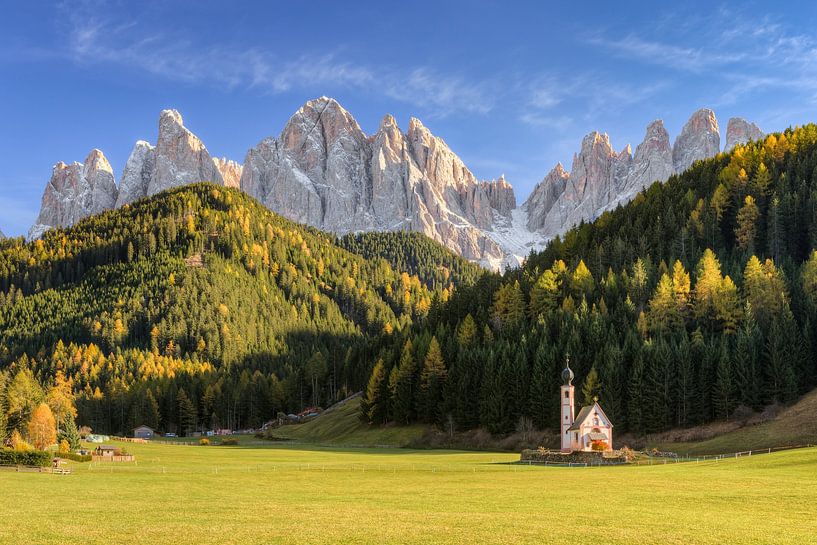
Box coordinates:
[213,157,243,189]
[725,118,764,150]
[27,99,762,271]
[116,140,155,207]
[29,149,118,239]
[672,108,720,173]
[32,110,239,238]
[116,110,227,207]
[525,163,568,231]
[525,109,737,242]
[148,109,224,196]
[241,97,507,265]
[481,175,516,219]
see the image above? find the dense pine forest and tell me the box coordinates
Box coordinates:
[339,231,485,290]
[0,185,474,437]
[5,124,817,442]
[361,125,817,436]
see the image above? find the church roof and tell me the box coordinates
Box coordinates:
[567,401,614,431]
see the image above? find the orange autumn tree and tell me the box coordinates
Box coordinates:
[28,403,56,450]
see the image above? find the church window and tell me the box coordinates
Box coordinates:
[564,391,569,398]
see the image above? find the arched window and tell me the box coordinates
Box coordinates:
[593,417,599,426]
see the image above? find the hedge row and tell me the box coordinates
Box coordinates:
[58,451,92,462]
[0,449,51,467]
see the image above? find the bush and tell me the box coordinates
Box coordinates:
[199,438,210,446]
[220,437,239,446]
[58,451,92,462]
[0,448,51,467]
[591,440,608,451]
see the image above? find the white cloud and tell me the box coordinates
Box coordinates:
[59,10,496,118]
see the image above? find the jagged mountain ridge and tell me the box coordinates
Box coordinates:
[26,99,763,269]
[522,111,765,241]
[240,99,512,266]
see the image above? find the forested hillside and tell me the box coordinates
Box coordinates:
[339,231,485,290]
[0,184,468,437]
[361,125,817,436]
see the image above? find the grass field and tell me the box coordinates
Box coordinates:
[1,440,816,544]
[272,395,426,447]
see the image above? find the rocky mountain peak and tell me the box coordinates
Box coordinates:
[159,109,184,130]
[524,163,570,231]
[625,118,673,197]
[27,99,763,271]
[640,120,671,152]
[282,96,365,151]
[84,148,113,174]
[378,113,398,130]
[29,149,118,239]
[213,157,243,189]
[672,108,720,172]
[149,108,223,196]
[116,140,155,207]
[725,117,764,150]
[481,175,516,219]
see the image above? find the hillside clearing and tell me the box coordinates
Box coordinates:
[272,395,427,447]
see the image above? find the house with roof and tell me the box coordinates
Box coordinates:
[133,425,154,440]
[560,359,613,452]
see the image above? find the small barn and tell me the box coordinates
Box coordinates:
[94,445,119,457]
[133,425,154,440]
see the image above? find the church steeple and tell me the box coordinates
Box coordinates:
[560,354,576,452]
[562,354,574,386]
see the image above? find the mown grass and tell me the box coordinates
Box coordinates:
[0,440,815,544]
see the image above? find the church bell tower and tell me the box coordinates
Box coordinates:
[560,356,575,452]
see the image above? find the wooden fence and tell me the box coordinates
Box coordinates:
[91,455,136,462]
[0,465,72,475]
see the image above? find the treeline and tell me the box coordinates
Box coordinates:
[361,125,817,435]
[0,185,471,435]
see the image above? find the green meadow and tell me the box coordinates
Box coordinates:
[1,440,815,545]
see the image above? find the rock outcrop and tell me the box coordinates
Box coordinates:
[27,99,761,270]
[725,118,764,150]
[524,163,568,231]
[29,149,118,239]
[116,140,155,207]
[525,108,738,242]
[625,120,673,197]
[481,176,516,219]
[213,157,243,189]
[672,108,720,173]
[116,110,225,207]
[148,109,223,196]
[241,97,508,266]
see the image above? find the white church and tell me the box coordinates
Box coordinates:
[560,359,614,452]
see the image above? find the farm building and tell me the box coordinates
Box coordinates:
[560,359,614,452]
[133,425,154,440]
[94,445,118,457]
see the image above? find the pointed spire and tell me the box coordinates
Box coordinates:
[562,354,574,386]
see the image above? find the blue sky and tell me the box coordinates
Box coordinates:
[2,1,817,236]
